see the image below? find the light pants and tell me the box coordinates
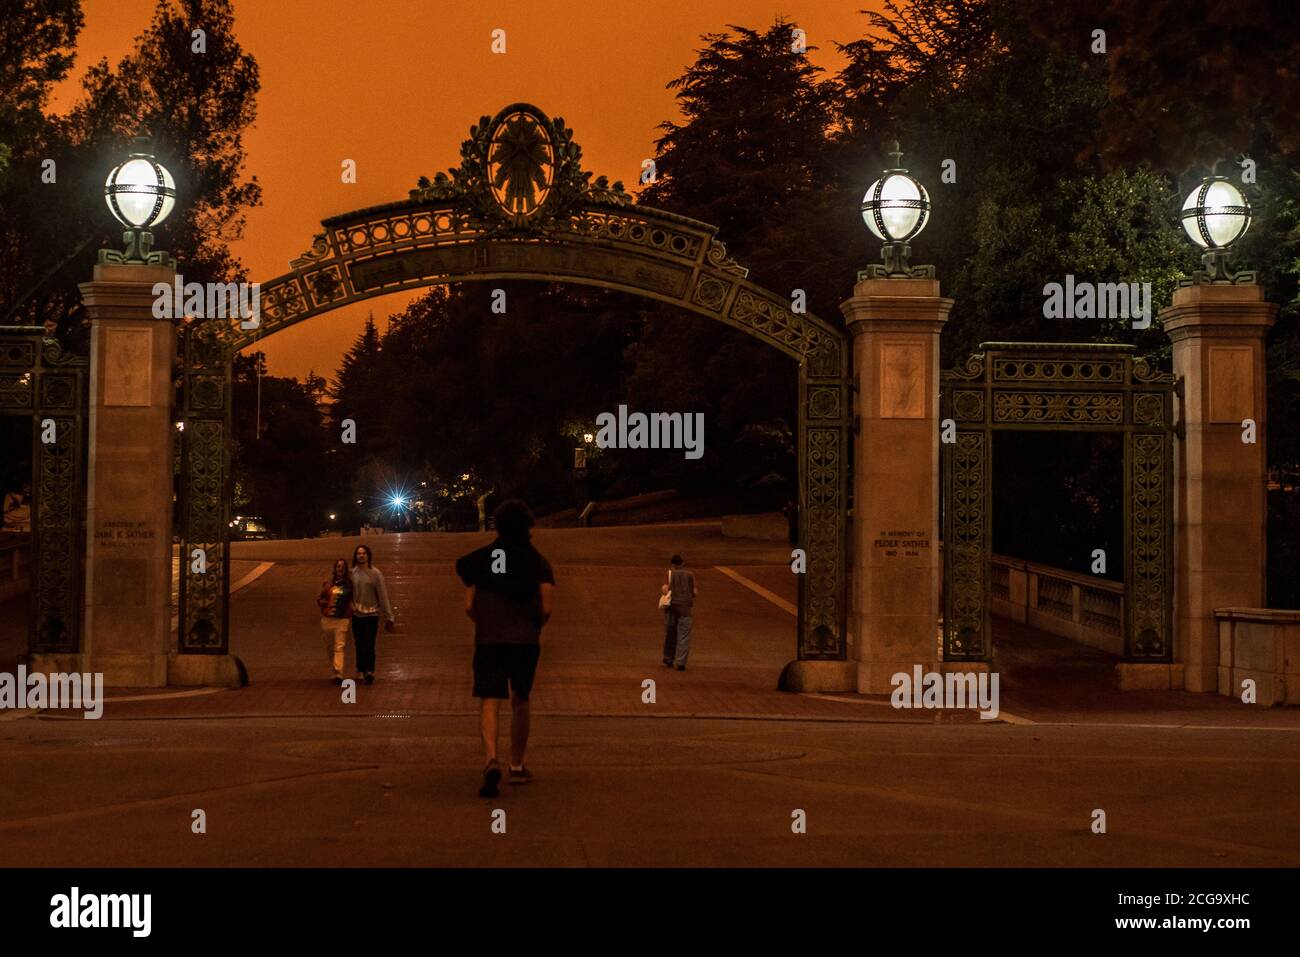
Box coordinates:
[321,616,349,676]
[673,610,693,667]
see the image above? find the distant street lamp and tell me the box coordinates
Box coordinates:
[102,139,176,265]
[1180,172,1253,283]
[582,432,594,445]
[860,141,932,278]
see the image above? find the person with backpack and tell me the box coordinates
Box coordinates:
[456,500,555,798]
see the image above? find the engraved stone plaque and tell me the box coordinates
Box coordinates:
[1208,346,1252,423]
[880,342,925,419]
[103,328,152,407]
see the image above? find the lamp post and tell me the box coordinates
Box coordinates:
[1179,170,1253,284]
[101,139,176,266]
[859,141,933,279]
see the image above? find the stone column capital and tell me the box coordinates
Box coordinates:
[79,263,177,321]
[841,277,953,336]
[1160,283,1278,343]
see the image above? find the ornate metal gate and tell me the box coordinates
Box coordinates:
[177,319,232,653]
[941,342,1175,661]
[176,102,851,661]
[0,326,88,653]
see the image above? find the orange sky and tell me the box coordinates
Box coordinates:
[53,0,883,381]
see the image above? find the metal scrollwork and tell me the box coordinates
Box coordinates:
[1128,432,1170,658]
[178,320,231,654]
[941,342,1174,662]
[943,431,988,660]
[0,327,87,654]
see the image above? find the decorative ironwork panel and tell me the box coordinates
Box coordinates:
[1126,432,1172,657]
[0,373,33,410]
[992,391,1123,425]
[942,431,989,660]
[941,342,1174,663]
[0,340,37,368]
[798,351,850,658]
[178,322,231,654]
[0,328,87,654]
[32,413,82,652]
[992,356,1126,383]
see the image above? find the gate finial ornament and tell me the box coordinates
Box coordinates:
[409,103,632,231]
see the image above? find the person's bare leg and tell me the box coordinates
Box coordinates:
[480,698,501,765]
[509,695,530,768]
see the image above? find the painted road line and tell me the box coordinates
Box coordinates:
[1032,720,1300,733]
[713,569,1040,722]
[104,688,225,705]
[714,565,797,616]
[802,693,893,708]
[170,560,275,633]
[231,561,275,594]
[803,692,1034,724]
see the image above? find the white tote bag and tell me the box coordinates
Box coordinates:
[657,569,672,610]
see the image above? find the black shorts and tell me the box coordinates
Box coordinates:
[472,644,541,700]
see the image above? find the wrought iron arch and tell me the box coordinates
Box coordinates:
[178,103,850,662]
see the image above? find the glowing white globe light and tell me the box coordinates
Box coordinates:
[861,172,930,242]
[105,154,176,229]
[1181,178,1250,249]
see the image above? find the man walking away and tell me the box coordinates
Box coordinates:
[668,554,697,670]
[456,499,555,798]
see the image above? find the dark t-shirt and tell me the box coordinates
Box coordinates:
[455,537,555,645]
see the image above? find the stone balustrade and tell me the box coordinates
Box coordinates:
[990,554,1125,655]
[1215,608,1300,706]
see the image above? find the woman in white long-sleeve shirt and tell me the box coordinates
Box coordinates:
[350,544,395,684]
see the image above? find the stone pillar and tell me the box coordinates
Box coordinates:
[78,262,177,686]
[1161,283,1276,693]
[841,278,952,693]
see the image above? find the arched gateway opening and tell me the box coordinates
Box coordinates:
[176,103,850,669]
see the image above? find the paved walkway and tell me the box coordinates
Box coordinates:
[1,713,1296,867]
[8,524,1296,729]
[98,525,947,723]
[3,525,1298,867]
